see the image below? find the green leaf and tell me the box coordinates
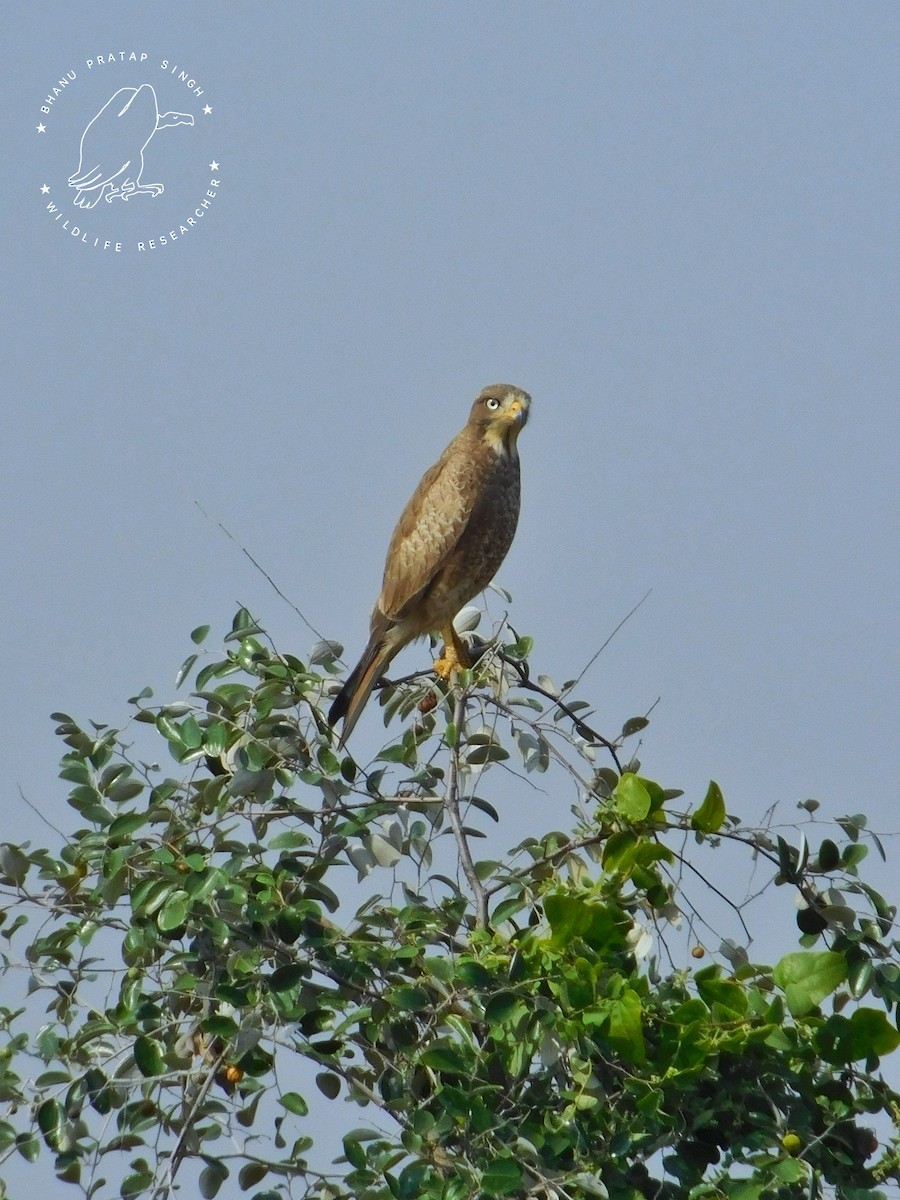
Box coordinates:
[843,842,869,870]
[377,744,409,764]
[621,715,649,738]
[309,638,343,665]
[133,1035,165,1077]
[0,844,30,887]
[545,893,588,945]
[483,992,523,1025]
[545,893,627,952]
[848,957,874,998]
[268,963,305,992]
[465,741,510,765]
[442,1179,472,1200]
[175,653,198,689]
[776,836,800,883]
[35,1070,72,1088]
[107,779,145,805]
[423,956,454,982]
[614,774,651,821]
[817,838,840,871]
[728,1184,764,1200]
[317,745,341,776]
[155,712,183,743]
[158,890,189,932]
[819,1008,900,1062]
[691,780,726,833]
[457,961,494,989]
[199,1158,229,1198]
[398,1160,432,1199]
[605,988,646,1064]
[600,835,643,873]
[491,894,527,924]
[15,1132,39,1163]
[772,1157,806,1184]
[694,966,748,1017]
[180,715,203,749]
[121,1167,155,1195]
[316,1072,341,1099]
[342,1132,367,1168]
[108,811,150,838]
[201,1015,239,1040]
[37,1098,62,1148]
[191,624,211,645]
[238,1162,268,1190]
[773,950,846,1016]
[390,985,431,1011]
[481,1156,523,1196]
[279,1091,309,1116]
[420,1044,468,1074]
[470,794,500,820]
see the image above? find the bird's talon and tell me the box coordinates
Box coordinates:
[433,656,457,681]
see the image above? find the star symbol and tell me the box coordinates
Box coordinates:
[36,123,46,133]
[203,105,213,116]
[209,160,220,172]
[40,184,50,194]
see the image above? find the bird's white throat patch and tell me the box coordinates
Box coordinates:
[483,421,520,456]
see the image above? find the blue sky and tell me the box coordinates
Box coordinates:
[6,1,900,1189]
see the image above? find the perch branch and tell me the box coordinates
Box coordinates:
[443,688,489,929]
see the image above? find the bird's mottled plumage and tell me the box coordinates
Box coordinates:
[329,383,531,739]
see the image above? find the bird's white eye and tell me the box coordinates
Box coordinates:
[485,396,501,410]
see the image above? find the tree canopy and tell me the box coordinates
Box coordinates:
[1,605,898,1200]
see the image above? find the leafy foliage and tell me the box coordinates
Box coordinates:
[0,607,899,1199]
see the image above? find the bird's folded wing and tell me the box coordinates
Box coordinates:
[377,436,481,621]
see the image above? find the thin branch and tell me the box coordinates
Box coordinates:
[485,695,599,796]
[483,833,607,898]
[562,588,653,697]
[443,688,488,928]
[153,1045,227,1197]
[193,500,326,643]
[16,785,68,840]
[664,851,753,945]
[497,652,624,770]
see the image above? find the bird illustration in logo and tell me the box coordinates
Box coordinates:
[68,83,193,208]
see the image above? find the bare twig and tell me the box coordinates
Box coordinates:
[16,785,68,840]
[193,500,326,643]
[443,688,488,928]
[561,588,653,697]
[497,652,624,770]
[665,851,753,944]
[153,1045,227,1197]
[482,833,607,898]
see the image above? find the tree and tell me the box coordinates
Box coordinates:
[1,604,898,1200]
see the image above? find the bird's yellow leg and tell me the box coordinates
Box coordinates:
[434,623,471,679]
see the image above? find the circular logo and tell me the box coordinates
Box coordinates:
[34,51,221,254]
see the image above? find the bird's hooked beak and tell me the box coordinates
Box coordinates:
[504,393,530,426]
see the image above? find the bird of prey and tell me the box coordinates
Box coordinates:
[68,84,193,208]
[329,383,531,740]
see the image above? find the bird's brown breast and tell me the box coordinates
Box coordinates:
[415,445,520,625]
[375,423,521,635]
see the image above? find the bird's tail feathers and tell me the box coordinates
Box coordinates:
[328,630,396,742]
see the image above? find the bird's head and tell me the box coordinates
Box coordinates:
[469,384,531,454]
